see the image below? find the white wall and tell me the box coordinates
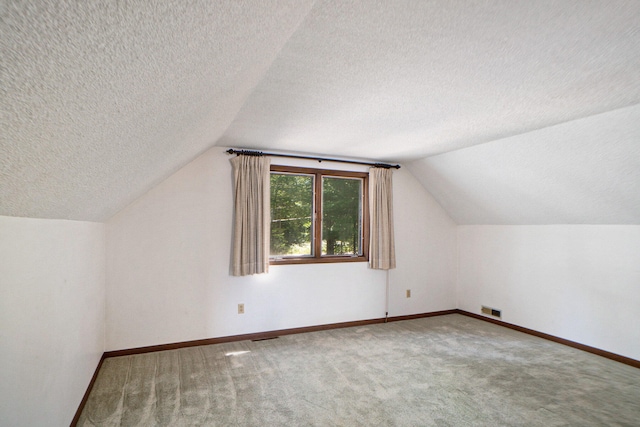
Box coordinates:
[0,216,105,427]
[391,164,457,316]
[106,147,457,351]
[457,225,640,360]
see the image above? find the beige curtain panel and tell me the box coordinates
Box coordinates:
[369,167,396,270]
[230,155,271,276]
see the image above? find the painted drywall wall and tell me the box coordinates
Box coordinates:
[105,147,456,351]
[457,225,640,360]
[0,216,105,426]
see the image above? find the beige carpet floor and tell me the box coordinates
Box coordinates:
[78,314,640,426]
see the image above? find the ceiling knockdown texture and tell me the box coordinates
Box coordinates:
[407,105,640,225]
[1,0,315,221]
[1,1,639,224]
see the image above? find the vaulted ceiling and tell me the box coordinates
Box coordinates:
[2,1,639,223]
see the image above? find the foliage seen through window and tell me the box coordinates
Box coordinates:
[270,166,368,264]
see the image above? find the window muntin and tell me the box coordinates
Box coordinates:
[270,166,368,264]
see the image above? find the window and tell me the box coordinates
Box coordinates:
[270,165,369,264]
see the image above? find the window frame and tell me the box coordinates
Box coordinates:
[269,165,369,265]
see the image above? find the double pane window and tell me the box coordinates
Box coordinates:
[270,166,368,264]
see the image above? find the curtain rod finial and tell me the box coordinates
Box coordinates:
[374,163,401,169]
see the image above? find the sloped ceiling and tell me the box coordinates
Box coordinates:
[407,105,640,224]
[219,0,640,160]
[1,0,315,221]
[1,1,639,223]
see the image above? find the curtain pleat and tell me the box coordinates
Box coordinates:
[230,155,271,276]
[369,167,396,270]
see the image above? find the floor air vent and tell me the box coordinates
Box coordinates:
[251,336,279,342]
[481,306,502,319]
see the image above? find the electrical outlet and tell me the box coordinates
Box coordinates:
[406,289,411,298]
[238,303,244,314]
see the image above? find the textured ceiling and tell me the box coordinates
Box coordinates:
[1,0,315,221]
[218,0,640,160]
[407,105,640,224]
[1,1,639,223]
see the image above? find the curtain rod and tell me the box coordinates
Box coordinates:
[226,149,400,169]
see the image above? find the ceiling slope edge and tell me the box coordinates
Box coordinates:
[0,1,317,223]
[420,103,640,160]
[406,104,640,225]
